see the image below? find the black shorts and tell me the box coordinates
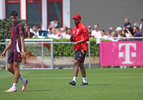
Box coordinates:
[74,50,86,62]
[8,52,22,63]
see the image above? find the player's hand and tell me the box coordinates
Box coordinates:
[21,52,26,59]
[72,42,78,46]
[1,51,6,57]
[71,33,75,38]
[70,34,75,42]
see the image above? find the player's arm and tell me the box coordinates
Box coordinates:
[126,28,133,37]
[20,34,26,58]
[1,39,12,57]
[19,25,26,58]
[73,28,89,46]
[79,29,89,43]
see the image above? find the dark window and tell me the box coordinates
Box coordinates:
[6,0,20,19]
[27,0,41,28]
[47,0,62,28]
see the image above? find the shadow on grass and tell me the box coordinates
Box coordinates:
[88,84,111,86]
[28,90,50,91]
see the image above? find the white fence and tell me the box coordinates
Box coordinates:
[0,39,91,70]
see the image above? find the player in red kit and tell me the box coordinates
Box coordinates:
[69,14,89,86]
[1,11,28,92]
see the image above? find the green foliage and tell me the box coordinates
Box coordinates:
[52,38,99,57]
[0,18,26,53]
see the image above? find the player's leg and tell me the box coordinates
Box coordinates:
[69,60,80,86]
[79,62,86,77]
[7,62,28,91]
[73,60,80,77]
[78,62,88,85]
[7,63,14,74]
[78,50,88,85]
[14,52,28,91]
[69,50,81,86]
[13,62,21,83]
[5,53,17,92]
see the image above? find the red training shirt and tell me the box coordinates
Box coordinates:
[71,22,89,51]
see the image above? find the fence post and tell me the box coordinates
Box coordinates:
[5,40,8,70]
[88,42,91,68]
[51,39,54,70]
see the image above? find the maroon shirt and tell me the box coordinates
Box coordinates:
[10,21,24,53]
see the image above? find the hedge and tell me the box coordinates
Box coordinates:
[0,18,26,53]
[24,38,99,57]
[51,38,99,57]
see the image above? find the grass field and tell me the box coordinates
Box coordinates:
[0,68,143,100]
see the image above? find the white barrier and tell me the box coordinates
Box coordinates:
[3,39,91,70]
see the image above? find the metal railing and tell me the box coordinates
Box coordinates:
[1,40,91,70]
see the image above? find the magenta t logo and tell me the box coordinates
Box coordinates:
[119,43,136,64]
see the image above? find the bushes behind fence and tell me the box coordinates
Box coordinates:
[0,18,26,53]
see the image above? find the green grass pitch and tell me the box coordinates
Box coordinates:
[0,68,143,100]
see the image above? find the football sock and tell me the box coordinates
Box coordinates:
[19,75,26,83]
[83,77,87,83]
[12,83,17,89]
[72,77,77,82]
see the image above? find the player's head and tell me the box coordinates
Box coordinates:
[73,14,81,25]
[10,11,18,24]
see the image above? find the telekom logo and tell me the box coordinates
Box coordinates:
[119,43,136,64]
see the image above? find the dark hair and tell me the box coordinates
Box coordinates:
[66,28,72,31]
[101,29,105,33]
[134,26,139,31]
[95,24,99,27]
[88,31,91,34]
[128,27,134,35]
[54,18,59,21]
[10,11,18,16]
[141,19,143,21]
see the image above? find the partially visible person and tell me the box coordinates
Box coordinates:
[139,19,143,32]
[61,28,66,38]
[48,18,59,28]
[115,27,122,40]
[109,27,115,33]
[31,25,38,38]
[122,30,130,38]
[1,11,28,92]
[48,28,57,38]
[106,31,111,38]
[69,14,89,86]
[48,27,53,34]
[25,25,34,38]
[62,25,68,30]
[91,24,101,38]
[123,17,131,30]
[64,28,72,39]
[88,31,94,38]
[100,30,108,39]
[119,31,126,41]
[109,31,118,41]
[133,22,139,27]
[25,32,31,39]
[87,25,92,31]
[126,26,142,39]
[55,28,62,39]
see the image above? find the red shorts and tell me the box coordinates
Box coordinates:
[8,52,22,63]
